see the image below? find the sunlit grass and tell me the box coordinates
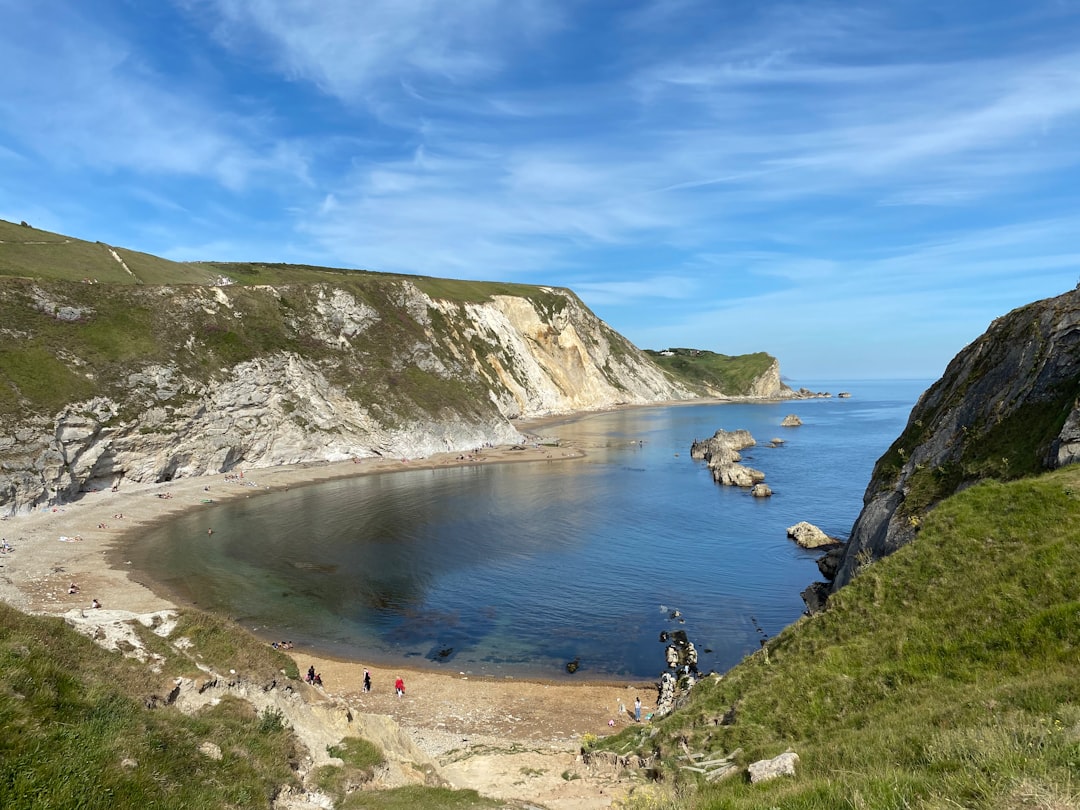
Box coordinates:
[599,466,1080,809]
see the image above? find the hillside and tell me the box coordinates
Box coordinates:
[644,349,786,399]
[0,219,793,516]
[831,287,1080,589]
[596,465,1080,808]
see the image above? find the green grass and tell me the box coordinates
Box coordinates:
[168,610,300,682]
[599,466,1080,809]
[0,604,301,809]
[312,737,387,802]
[0,219,208,284]
[645,349,777,396]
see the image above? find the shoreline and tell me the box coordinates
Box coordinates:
[0,430,661,755]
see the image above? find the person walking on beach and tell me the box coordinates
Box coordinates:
[634,696,642,722]
[363,669,371,692]
[395,676,405,698]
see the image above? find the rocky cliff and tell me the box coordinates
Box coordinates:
[831,286,1080,590]
[0,274,703,515]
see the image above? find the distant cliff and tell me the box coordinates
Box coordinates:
[831,287,1080,590]
[0,277,695,514]
[0,220,803,515]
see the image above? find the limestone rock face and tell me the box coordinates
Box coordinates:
[691,429,765,488]
[833,287,1080,590]
[714,464,766,487]
[0,278,703,514]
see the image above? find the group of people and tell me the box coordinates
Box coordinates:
[270,640,294,650]
[304,665,404,697]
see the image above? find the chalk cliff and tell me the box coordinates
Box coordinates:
[831,286,1080,590]
[0,276,702,514]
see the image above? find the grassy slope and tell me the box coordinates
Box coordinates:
[645,349,777,397]
[0,605,505,809]
[605,465,1080,809]
[5,474,1074,809]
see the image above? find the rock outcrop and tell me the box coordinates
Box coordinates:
[690,429,765,487]
[786,522,837,549]
[831,287,1080,590]
[0,277,706,514]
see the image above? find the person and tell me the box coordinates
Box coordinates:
[313,672,323,686]
[634,696,642,722]
[307,665,316,684]
[68,582,79,594]
[91,598,101,609]
[394,676,405,698]
[363,669,371,692]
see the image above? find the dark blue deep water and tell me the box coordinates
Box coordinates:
[126,380,927,680]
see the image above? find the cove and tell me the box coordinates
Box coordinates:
[125,380,926,680]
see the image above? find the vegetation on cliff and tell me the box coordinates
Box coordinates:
[645,349,779,397]
[3,466,1075,808]
[602,465,1080,809]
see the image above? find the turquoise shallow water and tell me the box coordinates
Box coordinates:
[125,380,927,680]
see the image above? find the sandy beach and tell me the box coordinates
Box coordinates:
[0,439,657,804]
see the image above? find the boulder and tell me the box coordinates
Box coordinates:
[786,521,837,549]
[713,464,765,487]
[780,414,802,427]
[750,483,772,498]
[690,429,756,461]
[748,751,799,783]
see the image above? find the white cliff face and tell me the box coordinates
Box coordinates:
[439,292,691,418]
[0,280,697,514]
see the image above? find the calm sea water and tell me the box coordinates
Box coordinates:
[126,379,927,680]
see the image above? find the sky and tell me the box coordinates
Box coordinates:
[2,1,1080,381]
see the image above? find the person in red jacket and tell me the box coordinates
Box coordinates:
[395,676,405,698]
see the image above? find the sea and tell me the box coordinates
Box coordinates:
[125,379,928,681]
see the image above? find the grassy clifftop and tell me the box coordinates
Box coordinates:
[645,349,779,397]
[601,465,1080,809]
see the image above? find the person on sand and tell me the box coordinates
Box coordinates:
[68,582,79,594]
[395,676,405,698]
[635,696,642,722]
[313,672,323,686]
[307,665,316,684]
[363,669,371,693]
[91,598,101,609]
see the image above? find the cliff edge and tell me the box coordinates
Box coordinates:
[832,286,1080,590]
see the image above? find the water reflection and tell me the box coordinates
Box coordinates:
[126,381,925,679]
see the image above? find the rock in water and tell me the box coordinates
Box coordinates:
[786,521,837,549]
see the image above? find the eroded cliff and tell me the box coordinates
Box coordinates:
[831,286,1080,589]
[0,275,703,514]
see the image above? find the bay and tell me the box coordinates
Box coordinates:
[126,379,927,680]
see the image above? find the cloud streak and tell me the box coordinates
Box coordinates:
[2,1,1079,378]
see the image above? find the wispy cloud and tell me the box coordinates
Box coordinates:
[2,1,1079,377]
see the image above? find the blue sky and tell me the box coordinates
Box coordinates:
[2,1,1079,381]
